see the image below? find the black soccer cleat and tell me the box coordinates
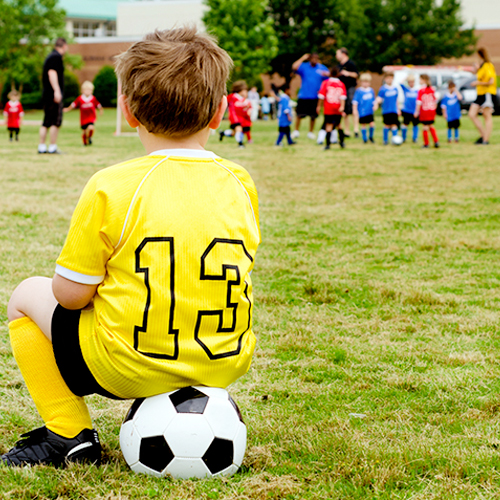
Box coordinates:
[1,426,101,467]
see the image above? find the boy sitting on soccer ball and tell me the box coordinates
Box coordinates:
[2,27,261,467]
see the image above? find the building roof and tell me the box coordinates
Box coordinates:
[59,0,132,20]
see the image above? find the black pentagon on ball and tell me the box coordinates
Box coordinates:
[170,386,209,414]
[202,438,234,474]
[123,398,145,423]
[139,435,174,472]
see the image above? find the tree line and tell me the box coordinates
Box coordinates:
[204,0,477,86]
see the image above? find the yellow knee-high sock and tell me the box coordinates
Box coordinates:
[9,317,93,438]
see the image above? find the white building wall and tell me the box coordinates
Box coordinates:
[460,0,500,29]
[117,0,206,37]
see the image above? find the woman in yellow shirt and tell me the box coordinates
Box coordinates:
[469,47,497,145]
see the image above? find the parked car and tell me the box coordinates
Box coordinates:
[436,75,500,115]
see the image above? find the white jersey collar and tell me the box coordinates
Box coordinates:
[148,149,219,159]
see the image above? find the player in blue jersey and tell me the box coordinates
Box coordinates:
[274,86,296,146]
[352,73,377,143]
[400,74,419,143]
[291,53,329,140]
[440,80,463,143]
[376,71,401,145]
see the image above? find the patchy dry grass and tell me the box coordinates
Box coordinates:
[1,110,500,498]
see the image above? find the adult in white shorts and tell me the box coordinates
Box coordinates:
[469,47,497,145]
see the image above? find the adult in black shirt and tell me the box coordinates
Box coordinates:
[336,47,359,137]
[38,38,68,154]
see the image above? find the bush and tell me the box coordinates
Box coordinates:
[63,71,80,107]
[93,65,117,107]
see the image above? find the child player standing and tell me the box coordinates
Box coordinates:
[400,74,419,143]
[352,73,376,144]
[219,80,250,147]
[415,74,439,148]
[64,81,103,146]
[440,80,462,143]
[317,67,347,150]
[376,71,400,145]
[274,86,295,146]
[2,27,260,467]
[3,90,24,142]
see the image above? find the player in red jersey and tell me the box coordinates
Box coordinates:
[3,90,24,142]
[64,81,102,146]
[317,67,347,150]
[415,74,439,148]
[219,81,250,147]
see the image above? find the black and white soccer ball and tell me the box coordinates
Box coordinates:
[392,134,404,146]
[119,386,247,479]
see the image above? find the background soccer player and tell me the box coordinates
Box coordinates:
[400,74,420,143]
[376,72,400,145]
[317,66,347,150]
[415,74,439,148]
[441,80,463,143]
[352,73,376,144]
[3,90,24,142]
[274,86,295,146]
[64,81,103,146]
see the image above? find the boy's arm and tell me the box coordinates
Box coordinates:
[52,274,98,310]
[441,104,447,121]
[352,101,359,117]
[63,102,76,113]
[456,90,463,101]
[414,101,421,117]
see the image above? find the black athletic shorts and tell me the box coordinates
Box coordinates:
[52,304,121,399]
[324,114,342,127]
[359,114,374,125]
[383,113,400,126]
[279,126,291,134]
[230,122,241,130]
[344,87,356,116]
[42,101,63,128]
[447,119,461,129]
[402,111,419,127]
[296,98,318,119]
[81,122,95,130]
[242,126,251,133]
[420,119,435,126]
[7,127,20,132]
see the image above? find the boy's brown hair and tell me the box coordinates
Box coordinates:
[448,80,456,89]
[384,71,394,78]
[420,74,431,85]
[231,80,247,94]
[115,27,233,138]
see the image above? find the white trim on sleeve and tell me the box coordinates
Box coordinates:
[55,264,105,285]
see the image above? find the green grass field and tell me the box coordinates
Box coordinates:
[1,109,500,499]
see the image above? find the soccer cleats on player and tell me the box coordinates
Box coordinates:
[1,426,101,467]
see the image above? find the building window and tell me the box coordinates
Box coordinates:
[72,20,116,38]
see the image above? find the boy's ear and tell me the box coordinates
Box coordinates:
[119,94,140,128]
[209,96,227,130]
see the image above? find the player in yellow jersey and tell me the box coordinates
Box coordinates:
[2,27,260,467]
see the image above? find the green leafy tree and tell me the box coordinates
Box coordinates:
[203,0,278,86]
[267,0,476,76]
[342,0,477,72]
[0,0,67,91]
[93,65,118,107]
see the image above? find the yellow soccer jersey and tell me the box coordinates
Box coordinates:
[56,149,261,398]
[477,62,497,95]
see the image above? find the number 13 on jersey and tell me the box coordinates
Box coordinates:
[134,237,254,361]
